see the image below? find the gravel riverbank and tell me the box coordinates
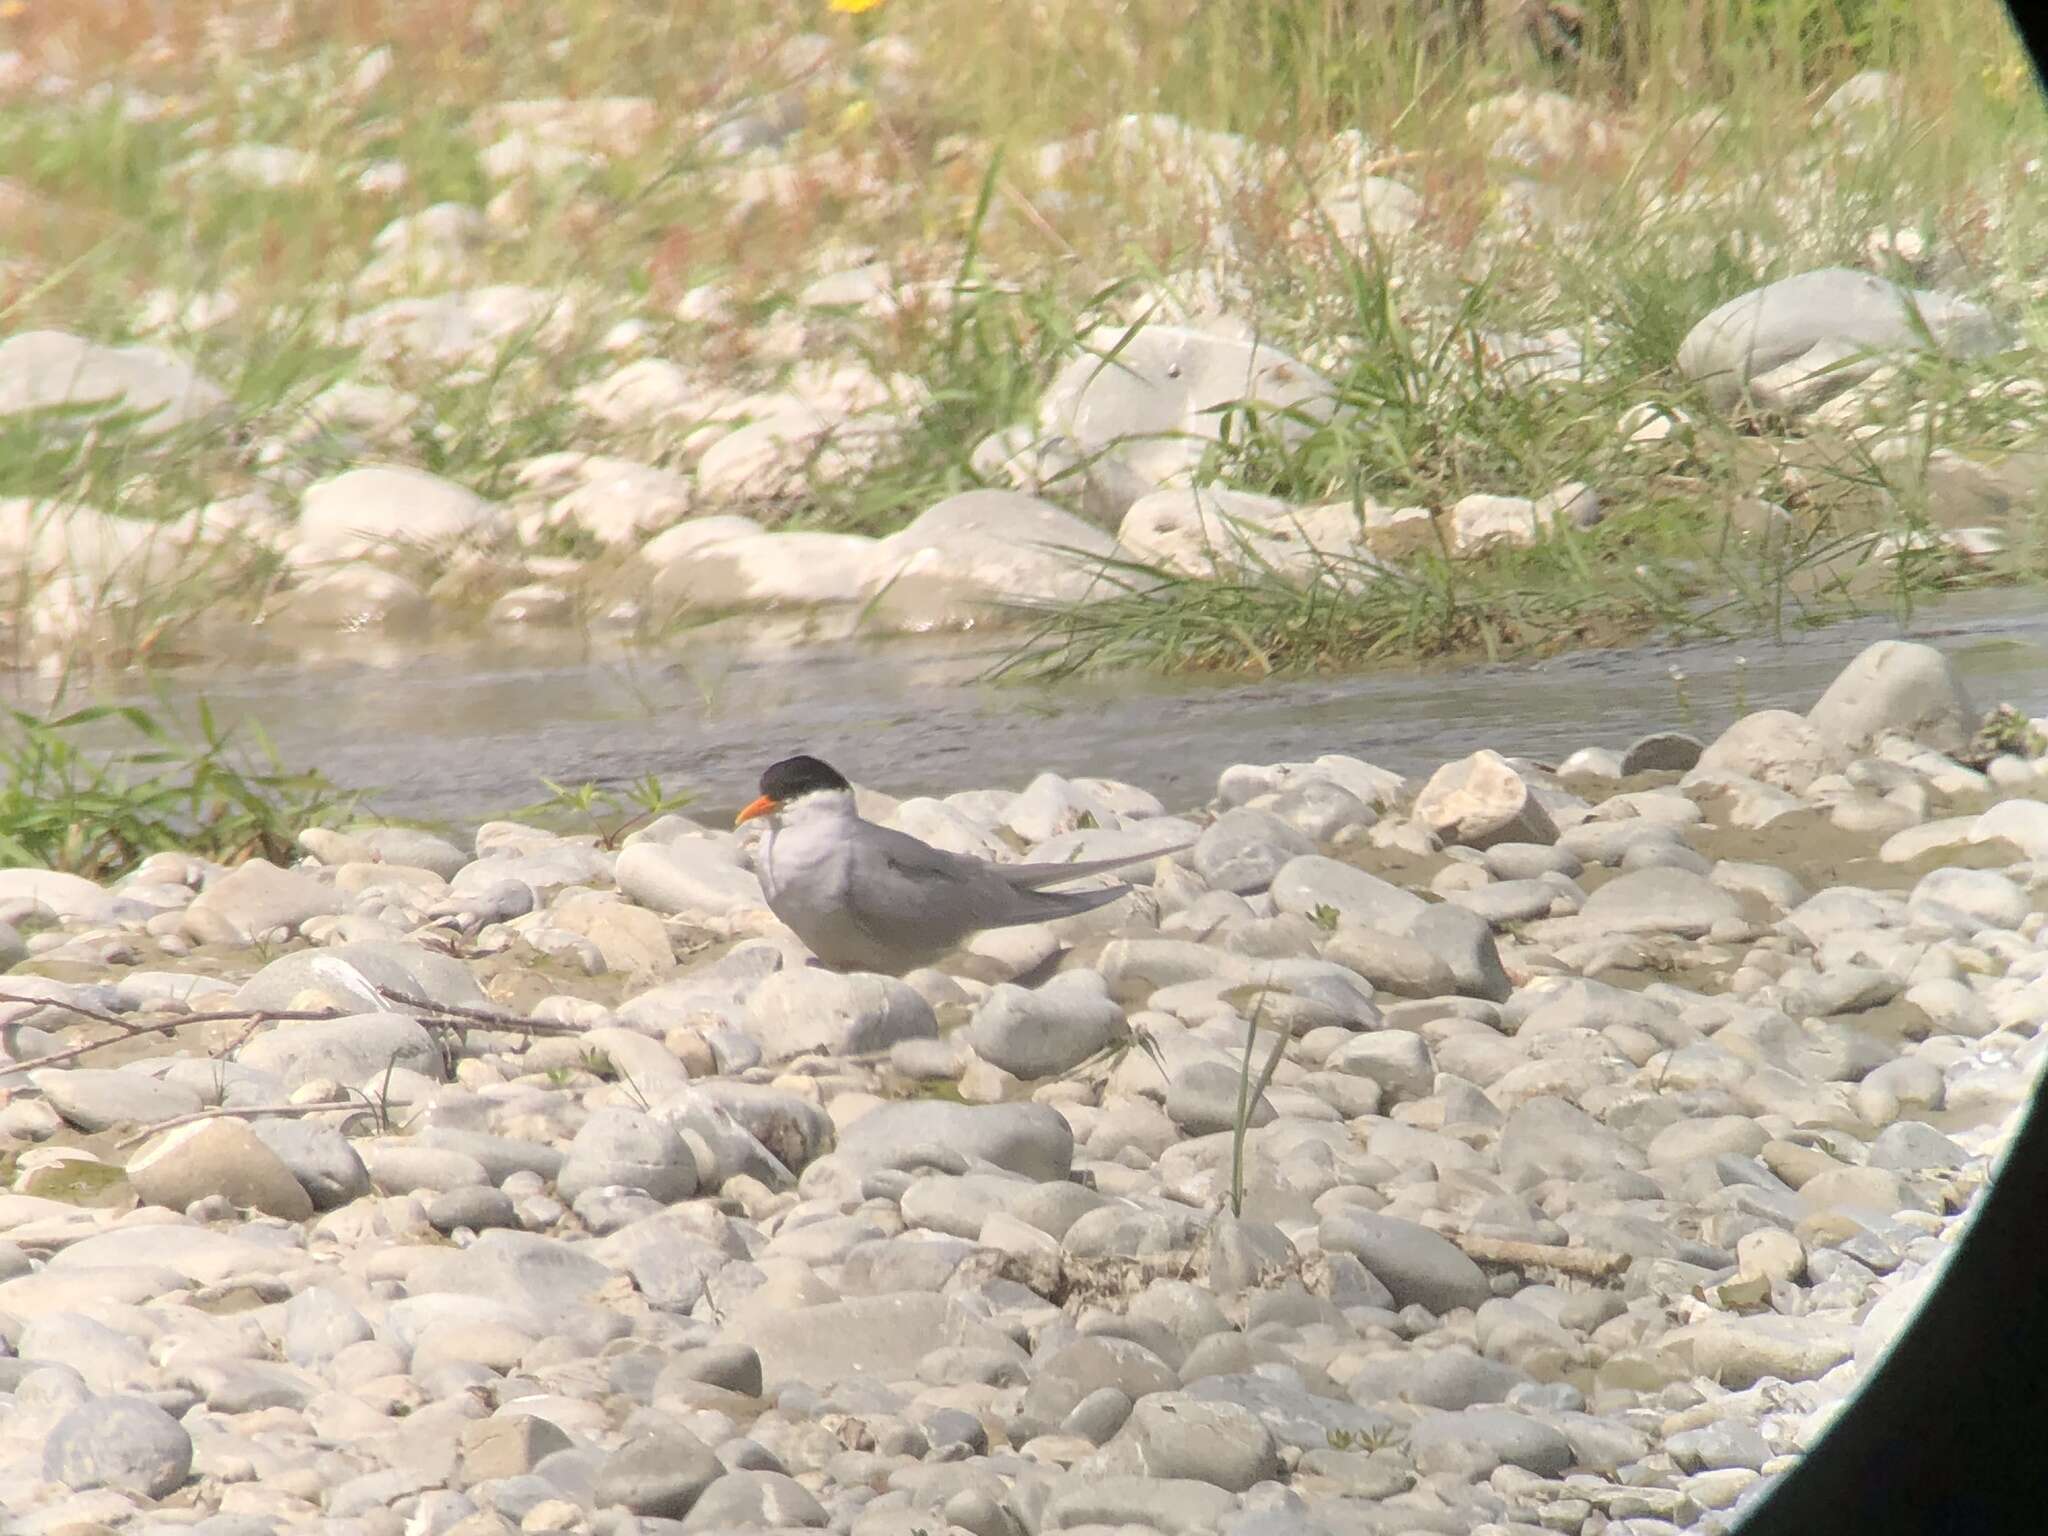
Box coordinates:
[1,635,2044,1536]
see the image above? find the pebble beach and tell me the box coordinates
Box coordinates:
[0,635,2044,1536]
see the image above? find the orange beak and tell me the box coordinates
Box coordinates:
[735,794,780,827]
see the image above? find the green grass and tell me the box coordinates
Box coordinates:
[501,773,697,846]
[0,590,723,868]
[988,506,1897,678]
[1969,703,2048,762]
[0,699,354,879]
[994,221,2042,675]
[0,692,709,883]
[0,0,2039,677]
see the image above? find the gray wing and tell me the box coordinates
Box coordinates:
[845,821,1014,891]
[838,824,1135,951]
[857,822,1188,892]
[836,825,1032,949]
[994,839,1193,890]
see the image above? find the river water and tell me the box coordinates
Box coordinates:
[14,590,2048,826]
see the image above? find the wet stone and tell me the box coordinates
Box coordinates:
[1622,732,1705,774]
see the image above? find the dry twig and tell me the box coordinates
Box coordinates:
[374,988,587,1037]
[1,982,586,1089]
[0,992,343,1074]
[113,1099,378,1149]
[1446,1231,1633,1279]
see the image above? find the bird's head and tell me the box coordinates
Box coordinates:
[736,753,854,826]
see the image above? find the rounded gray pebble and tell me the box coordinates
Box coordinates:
[250,1116,372,1209]
[657,1343,764,1399]
[1061,1386,1134,1444]
[428,1184,520,1233]
[43,1394,194,1498]
[558,1107,699,1204]
[1166,1060,1276,1136]
[592,1425,723,1517]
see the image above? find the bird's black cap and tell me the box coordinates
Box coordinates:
[760,754,852,801]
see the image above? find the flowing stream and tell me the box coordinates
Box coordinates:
[12,590,2048,826]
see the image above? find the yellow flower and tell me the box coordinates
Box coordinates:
[829,0,885,12]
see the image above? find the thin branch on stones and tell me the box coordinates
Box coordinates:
[0,993,343,1075]
[0,984,586,1088]
[112,1098,382,1150]
[373,987,588,1037]
[1445,1231,1633,1279]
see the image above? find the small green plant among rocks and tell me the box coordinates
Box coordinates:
[1327,1425,1406,1454]
[509,774,695,847]
[0,699,352,879]
[1229,990,1289,1218]
[1968,703,2048,764]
